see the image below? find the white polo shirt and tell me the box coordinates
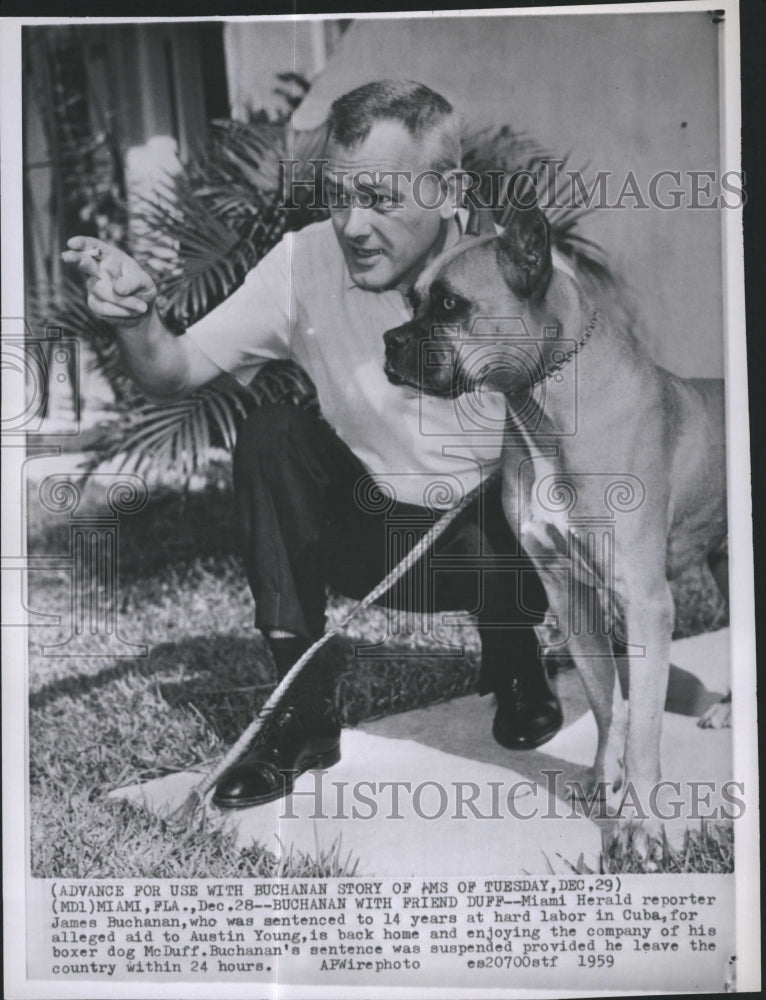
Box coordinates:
[185,217,508,509]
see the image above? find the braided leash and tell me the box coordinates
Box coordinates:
[167,469,499,827]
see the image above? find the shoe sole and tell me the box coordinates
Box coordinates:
[212,743,341,811]
[492,716,563,751]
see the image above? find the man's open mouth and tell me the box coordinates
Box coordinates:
[351,247,384,259]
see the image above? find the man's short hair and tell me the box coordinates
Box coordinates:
[326,79,462,171]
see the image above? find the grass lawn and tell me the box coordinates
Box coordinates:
[27,460,732,877]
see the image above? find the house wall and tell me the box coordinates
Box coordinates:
[23,23,230,416]
[223,21,345,121]
[292,12,728,378]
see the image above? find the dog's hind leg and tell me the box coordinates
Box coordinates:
[698,541,731,728]
[707,545,729,604]
[567,627,627,804]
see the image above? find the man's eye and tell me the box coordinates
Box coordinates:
[442,297,457,311]
[326,187,350,208]
[375,195,398,211]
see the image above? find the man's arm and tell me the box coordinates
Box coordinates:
[62,236,222,400]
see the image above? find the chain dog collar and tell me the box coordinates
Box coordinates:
[537,308,600,386]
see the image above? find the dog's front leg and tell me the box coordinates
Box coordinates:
[527,549,626,800]
[620,578,674,833]
[563,619,627,802]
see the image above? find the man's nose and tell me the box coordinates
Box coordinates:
[342,205,373,240]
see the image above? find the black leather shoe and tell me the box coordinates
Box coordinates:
[492,673,563,750]
[212,706,341,810]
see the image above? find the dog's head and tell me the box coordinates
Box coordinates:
[383,205,553,398]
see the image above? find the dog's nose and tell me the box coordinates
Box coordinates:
[384,327,408,351]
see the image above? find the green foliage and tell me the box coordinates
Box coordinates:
[600,821,734,874]
[136,118,326,335]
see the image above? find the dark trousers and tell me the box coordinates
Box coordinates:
[233,404,549,695]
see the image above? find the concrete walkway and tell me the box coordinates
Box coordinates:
[112,628,732,875]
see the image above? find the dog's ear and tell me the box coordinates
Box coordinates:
[496,205,552,299]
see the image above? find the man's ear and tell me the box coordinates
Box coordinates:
[439,169,460,221]
[496,205,552,298]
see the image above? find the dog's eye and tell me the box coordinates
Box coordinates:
[442,297,457,311]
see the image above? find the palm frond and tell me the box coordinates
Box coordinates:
[207,119,287,192]
[86,361,318,478]
[132,184,245,328]
[85,386,240,477]
[462,125,614,292]
[130,119,319,332]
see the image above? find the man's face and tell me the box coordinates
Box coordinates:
[325,120,456,292]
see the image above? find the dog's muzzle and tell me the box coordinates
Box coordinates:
[384,323,465,399]
[383,323,421,388]
[383,360,406,386]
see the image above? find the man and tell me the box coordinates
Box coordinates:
[63,79,562,810]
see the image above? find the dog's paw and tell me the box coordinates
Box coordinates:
[605,816,665,867]
[698,693,731,729]
[566,760,624,813]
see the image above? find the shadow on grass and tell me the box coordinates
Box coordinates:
[158,632,480,743]
[30,632,271,712]
[30,627,481,745]
[28,482,241,583]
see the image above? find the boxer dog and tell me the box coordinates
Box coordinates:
[383,205,728,828]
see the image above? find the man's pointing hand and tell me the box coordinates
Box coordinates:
[61,236,157,326]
